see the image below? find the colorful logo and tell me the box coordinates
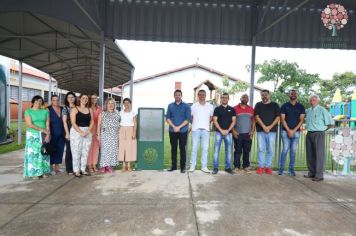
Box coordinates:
[321,3,348,37]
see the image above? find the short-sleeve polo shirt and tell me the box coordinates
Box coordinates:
[213,105,236,131]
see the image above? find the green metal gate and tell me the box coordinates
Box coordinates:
[137,108,165,170]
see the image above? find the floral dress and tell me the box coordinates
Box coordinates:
[23,108,51,177]
[100,111,120,167]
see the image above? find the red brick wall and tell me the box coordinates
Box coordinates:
[10,102,33,120]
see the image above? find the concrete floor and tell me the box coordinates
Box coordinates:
[0,150,356,236]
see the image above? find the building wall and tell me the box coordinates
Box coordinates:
[10,102,33,120]
[122,67,262,112]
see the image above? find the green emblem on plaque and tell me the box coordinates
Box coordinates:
[143,148,158,165]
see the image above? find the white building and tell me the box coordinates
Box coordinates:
[122,64,263,112]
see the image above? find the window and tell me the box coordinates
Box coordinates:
[10,85,41,102]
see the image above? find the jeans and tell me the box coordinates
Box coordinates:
[257,132,276,168]
[233,133,252,169]
[190,129,210,169]
[280,130,300,171]
[169,132,188,170]
[213,131,232,169]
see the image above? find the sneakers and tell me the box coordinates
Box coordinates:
[265,168,273,175]
[288,170,296,176]
[225,168,234,175]
[278,169,283,176]
[243,167,252,174]
[201,167,211,173]
[233,168,241,174]
[100,167,106,174]
[189,166,195,172]
[256,167,264,174]
[212,168,218,175]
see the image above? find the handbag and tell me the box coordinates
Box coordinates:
[41,142,56,155]
[40,132,56,155]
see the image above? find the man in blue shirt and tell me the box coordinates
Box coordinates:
[305,95,334,181]
[279,90,305,176]
[166,90,191,173]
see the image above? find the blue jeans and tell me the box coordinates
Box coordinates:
[280,130,300,171]
[190,130,210,169]
[257,132,276,168]
[213,132,232,169]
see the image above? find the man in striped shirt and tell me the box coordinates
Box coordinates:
[232,94,255,173]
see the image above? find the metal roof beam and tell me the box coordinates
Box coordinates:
[257,0,310,35]
[0,25,73,72]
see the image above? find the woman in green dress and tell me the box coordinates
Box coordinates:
[24,95,51,179]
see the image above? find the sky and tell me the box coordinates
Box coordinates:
[117,40,356,90]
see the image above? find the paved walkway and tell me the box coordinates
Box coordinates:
[0,150,356,236]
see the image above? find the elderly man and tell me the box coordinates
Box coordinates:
[305,95,334,181]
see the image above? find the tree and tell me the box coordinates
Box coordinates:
[247,59,321,107]
[319,72,356,102]
[216,76,249,102]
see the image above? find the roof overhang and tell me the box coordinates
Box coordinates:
[0,10,133,94]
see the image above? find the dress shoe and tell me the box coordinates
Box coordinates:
[167,168,177,172]
[225,168,234,175]
[180,169,186,173]
[303,174,315,178]
[312,177,324,182]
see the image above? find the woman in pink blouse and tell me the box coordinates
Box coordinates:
[87,94,102,173]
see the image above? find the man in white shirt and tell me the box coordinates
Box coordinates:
[189,90,214,173]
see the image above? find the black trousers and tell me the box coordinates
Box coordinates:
[306,131,325,178]
[169,132,188,170]
[233,133,252,169]
[65,139,73,173]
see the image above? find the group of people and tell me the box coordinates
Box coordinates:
[23,88,334,182]
[166,89,334,181]
[23,93,137,180]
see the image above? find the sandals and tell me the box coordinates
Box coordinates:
[81,171,91,176]
[74,172,82,177]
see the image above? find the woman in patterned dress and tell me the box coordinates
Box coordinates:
[70,94,93,177]
[97,98,120,174]
[23,95,51,179]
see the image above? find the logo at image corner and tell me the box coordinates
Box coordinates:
[143,148,158,165]
[321,3,348,37]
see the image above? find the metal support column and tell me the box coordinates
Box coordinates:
[129,68,135,102]
[17,61,23,145]
[48,74,52,105]
[98,32,105,107]
[249,36,257,106]
[6,63,10,129]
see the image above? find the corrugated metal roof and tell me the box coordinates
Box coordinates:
[108,0,356,49]
[1,0,355,50]
[0,0,356,49]
[0,11,133,94]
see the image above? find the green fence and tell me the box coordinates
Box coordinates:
[162,126,334,170]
